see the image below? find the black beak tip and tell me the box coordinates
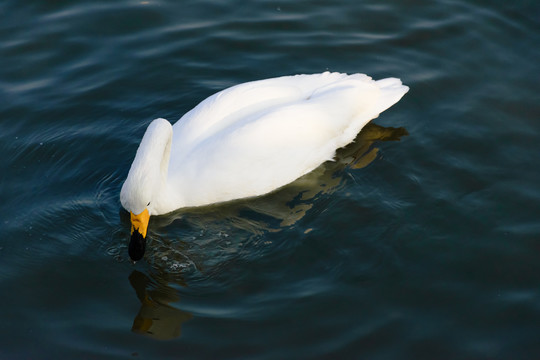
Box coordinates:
[129,230,146,262]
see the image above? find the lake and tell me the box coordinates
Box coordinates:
[1,0,540,358]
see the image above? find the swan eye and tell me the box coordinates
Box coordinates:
[147,202,151,207]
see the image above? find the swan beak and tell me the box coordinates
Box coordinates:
[129,208,150,261]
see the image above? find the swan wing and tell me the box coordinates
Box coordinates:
[169,72,408,207]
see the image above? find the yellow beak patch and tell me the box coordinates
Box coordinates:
[131,208,150,238]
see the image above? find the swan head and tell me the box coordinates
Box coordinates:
[120,118,173,261]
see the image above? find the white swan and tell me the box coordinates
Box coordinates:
[120,72,408,260]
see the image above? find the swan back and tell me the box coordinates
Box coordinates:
[162,72,408,209]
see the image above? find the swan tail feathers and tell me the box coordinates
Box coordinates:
[374,78,409,115]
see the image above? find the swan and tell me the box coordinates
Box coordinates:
[120,71,408,260]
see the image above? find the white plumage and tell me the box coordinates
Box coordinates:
[120,72,408,216]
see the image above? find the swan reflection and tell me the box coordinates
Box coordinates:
[127,123,407,339]
[129,270,192,340]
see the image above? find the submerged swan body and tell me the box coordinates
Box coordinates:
[120,72,408,260]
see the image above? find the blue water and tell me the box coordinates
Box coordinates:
[1,0,540,358]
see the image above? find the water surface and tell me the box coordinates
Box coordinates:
[1,0,540,358]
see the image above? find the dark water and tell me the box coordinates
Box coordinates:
[1,0,540,358]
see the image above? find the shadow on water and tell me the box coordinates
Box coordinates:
[124,122,407,340]
[153,122,408,233]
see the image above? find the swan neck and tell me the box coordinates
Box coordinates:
[160,132,172,183]
[120,118,173,215]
